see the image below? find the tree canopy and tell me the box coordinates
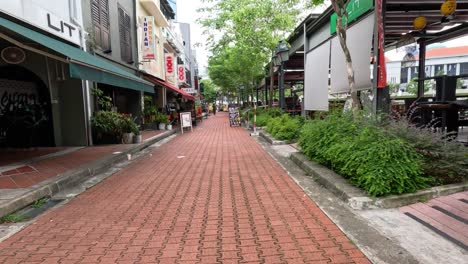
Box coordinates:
[200,79,219,103]
[199,0,304,96]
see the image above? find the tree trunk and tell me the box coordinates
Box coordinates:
[331,0,361,112]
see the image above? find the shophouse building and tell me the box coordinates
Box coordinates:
[0,0,154,148]
[0,0,89,147]
[81,0,154,121]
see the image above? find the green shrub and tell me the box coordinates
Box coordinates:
[298,112,431,196]
[91,111,124,138]
[255,113,270,127]
[121,116,139,134]
[266,114,304,141]
[384,120,468,185]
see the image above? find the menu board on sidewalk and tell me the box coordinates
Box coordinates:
[228,104,241,127]
[180,112,193,133]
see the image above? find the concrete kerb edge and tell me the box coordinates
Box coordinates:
[0,130,177,218]
[290,152,468,209]
[259,131,292,145]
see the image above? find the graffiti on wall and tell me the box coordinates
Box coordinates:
[0,79,51,147]
[0,80,39,113]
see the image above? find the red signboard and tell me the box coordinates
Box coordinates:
[165,54,174,74]
[177,65,186,82]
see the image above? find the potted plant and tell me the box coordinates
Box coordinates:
[157,113,168,130]
[166,119,172,130]
[133,125,142,143]
[121,116,137,144]
[91,111,124,144]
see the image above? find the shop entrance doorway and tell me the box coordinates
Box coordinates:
[0,65,54,148]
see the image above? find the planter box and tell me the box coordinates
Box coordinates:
[259,131,293,145]
[290,152,468,209]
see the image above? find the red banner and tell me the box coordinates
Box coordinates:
[177,65,186,82]
[377,0,387,88]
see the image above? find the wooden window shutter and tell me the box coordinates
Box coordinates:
[91,0,110,51]
[124,13,132,62]
[91,0,101,48]
[118,7,132,63]
[100,0,110,51]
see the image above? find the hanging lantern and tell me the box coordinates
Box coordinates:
[413,16,427,30]
[441,0,457,16]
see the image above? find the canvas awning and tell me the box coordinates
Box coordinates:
[143,74,196,101]
[0,16,154,93]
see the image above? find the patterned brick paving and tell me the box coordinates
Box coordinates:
[0,130,162,189]
[400,191,468,249]
[0,148,70,166]
[0,113,369,263]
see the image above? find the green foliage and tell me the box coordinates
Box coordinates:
[406,78,432,95]
[91,111,124,138]
[32,197,49,209]
[91,111,139,143]
[387,82,400,94]
[298,112,431,196]
[143,96,158,123]
[200,79,219,102]
[156,112,169,124]
[266,114,304,141]
[121,116,139,134]
[384,119,468,185]
[92,88,113,111]
[254,108,283,126]
[1,214,25,223]
[200,0,303,95]
[256,113,270,127]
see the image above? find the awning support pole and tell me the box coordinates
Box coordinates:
[417,38,427,99]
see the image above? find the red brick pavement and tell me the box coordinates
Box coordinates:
[0,113,369,263]
[0,130,162,189]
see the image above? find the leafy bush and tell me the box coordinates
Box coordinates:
[91,111,139,143]
[156,112,170,124]
[266,114,304,141]
[256,113,270,127]
[121,116,139,134]
[91,111,124,138]
[298,112,431,196]
[384,119,468,185]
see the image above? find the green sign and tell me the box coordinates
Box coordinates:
[330,0,374,35]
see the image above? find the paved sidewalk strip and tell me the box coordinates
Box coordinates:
[0,113,369,263]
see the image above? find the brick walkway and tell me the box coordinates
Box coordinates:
[400,191,468,250]
[0,113,368,264]
[0,130,162,189]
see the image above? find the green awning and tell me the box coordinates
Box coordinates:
[0,16,154,94]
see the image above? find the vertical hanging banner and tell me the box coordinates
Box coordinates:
[142,16,155,60]
[165,53,175,84]
[376,0,387,88]
[177,65,186,83]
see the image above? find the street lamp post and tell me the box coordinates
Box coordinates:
[274,40,289,111]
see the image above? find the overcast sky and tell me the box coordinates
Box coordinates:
[176,0,208,77]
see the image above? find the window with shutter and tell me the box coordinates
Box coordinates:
[118,7,132,63]
[91,0,110,51]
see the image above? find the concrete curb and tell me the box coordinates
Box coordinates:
[0,130,177,218]
[290,152,468,209]
[246,123,265,131]
[259,131,292,145]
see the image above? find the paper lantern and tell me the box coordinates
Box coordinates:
[413,16,427,30]
[441,0,457,16]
